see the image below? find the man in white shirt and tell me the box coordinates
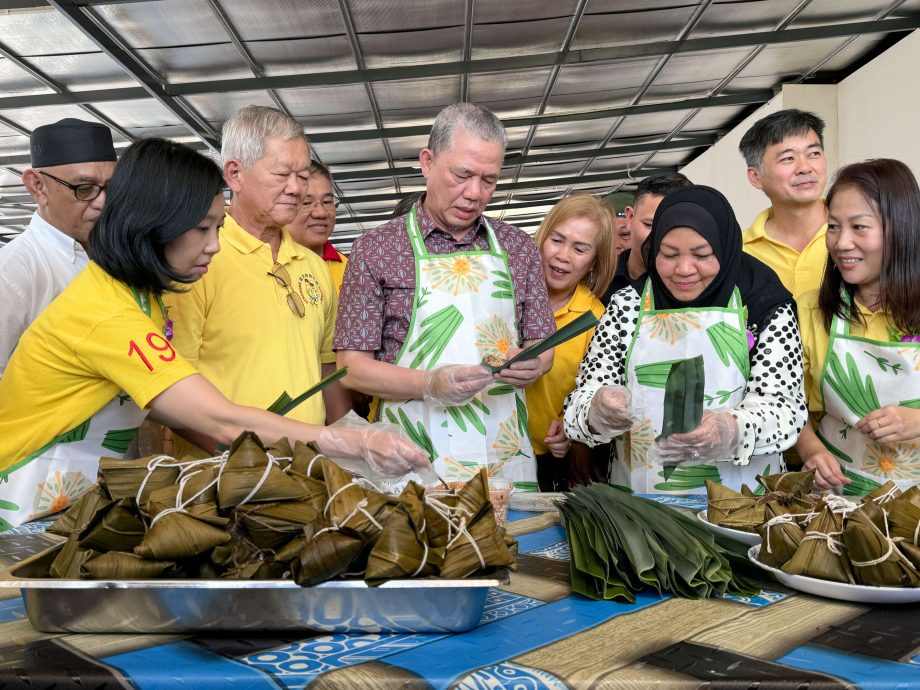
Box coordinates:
[0,118,116,374]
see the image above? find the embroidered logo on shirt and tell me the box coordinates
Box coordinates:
[297,273,324,307]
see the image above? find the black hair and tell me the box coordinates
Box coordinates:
[309,160,332,182]
[739,109,826,168]
[634,172,693,205]
[392,191,425,219]
[818,159,920,336]
[88,138,225,294]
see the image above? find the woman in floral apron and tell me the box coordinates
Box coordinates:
[0,139,425,531]
[565,185,808,494]
[796,159,920,495]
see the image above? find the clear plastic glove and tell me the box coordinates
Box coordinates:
[656,410,740,462]
[423,364,493,406]
[586,385,637,435]
[317,425,429,476]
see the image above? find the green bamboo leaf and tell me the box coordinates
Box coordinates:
[484,310,598,373]
[659,356,704,440]
[100,427,140,454]
[900,398,920,409]
[633,359,684,389]
[705,321,750,379]
[270,367,349,416]
[842,467,882,496]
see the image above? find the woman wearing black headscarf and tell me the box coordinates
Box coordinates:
[564,185,807,493]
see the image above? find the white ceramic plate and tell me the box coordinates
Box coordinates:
[695,510,761,546]
[509,492,565,513]
[747,545,920,604]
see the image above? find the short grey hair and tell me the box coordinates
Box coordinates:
[221,105,306,167]
[427,103,507,158]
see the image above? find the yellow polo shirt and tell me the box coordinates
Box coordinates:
[797,289,896,413]
[165,214,337,425]
[526,282,604,455]
[322,245,348,294]
[742,207,828,299]
[0,262,196,472]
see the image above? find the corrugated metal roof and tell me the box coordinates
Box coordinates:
[1,0,919,249]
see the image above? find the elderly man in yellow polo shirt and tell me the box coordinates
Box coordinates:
[739,109,828,298]
[166,106,350,453]
[288,161,348,293]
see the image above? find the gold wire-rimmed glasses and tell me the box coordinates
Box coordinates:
[267,262,305,318]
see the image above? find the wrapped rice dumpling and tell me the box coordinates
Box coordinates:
[81,551,178,579]
[80,498,146,552]
[235,500,324,549]
[217,432,307,509]
[756,500,804,569]
[440,504,515,579]
[843,508,920,587]
[99,455,180,504]
[292,523,365,586]
[705,480,763,532]
[865,480,902,505]
[290,441,326,479]
[49,535,100,579]
[366,483,443,585]
[756,469,816,495]
[887,492,920,545]
[134,511,231,560]
[47,486,113,538]
[781,504,853,584]
[265,437,294,463]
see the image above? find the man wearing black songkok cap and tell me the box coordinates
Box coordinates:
[0,118,116,374]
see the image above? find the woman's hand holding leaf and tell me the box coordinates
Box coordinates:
[802,449,850,491]
[493,353,545,388]
[657,410,739,461]
[587,385,636,435]
[422,364,493,406]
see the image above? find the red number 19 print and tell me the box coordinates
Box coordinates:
[128,332,177,372]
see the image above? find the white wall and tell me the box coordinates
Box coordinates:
[837,29,920,174]
[678,32,920,226]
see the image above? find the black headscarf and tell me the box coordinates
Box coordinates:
[641,185,791,332]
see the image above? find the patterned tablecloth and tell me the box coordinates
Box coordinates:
[1,494,919,689]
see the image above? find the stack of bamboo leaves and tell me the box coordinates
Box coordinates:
[45,431,516,586]
[556,483,761,602]
[756,480,920,587]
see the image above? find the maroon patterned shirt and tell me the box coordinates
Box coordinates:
[334,201,555,363]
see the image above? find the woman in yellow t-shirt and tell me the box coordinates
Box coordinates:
[0,139,426,530]
[526,194,616,491]
[795,159,920,493]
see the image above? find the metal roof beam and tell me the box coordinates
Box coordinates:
[46,0,221,152]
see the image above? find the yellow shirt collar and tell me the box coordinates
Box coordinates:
[555,282,597,318]
[222,213,305,263]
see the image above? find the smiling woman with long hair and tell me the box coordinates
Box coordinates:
[526,194,616,490]
[795,158,920,493]
[0,138,425,530]
[564,185,807,494]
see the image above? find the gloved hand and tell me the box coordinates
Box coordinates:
[586,385,636,435]
[317,425,430,475]
[656,410,740,462]
[422,364,493,406]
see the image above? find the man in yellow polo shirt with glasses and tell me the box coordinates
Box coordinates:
[739,109,828,298]
[166,106,351,453]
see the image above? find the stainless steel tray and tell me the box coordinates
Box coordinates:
[2,545,508,634]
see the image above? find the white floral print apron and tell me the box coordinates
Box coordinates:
[619,281,779,494]
[816,301,920,496]
[377,206,537,489]
[0,291,156,531]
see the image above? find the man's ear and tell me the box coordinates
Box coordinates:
[747,166,763,191]
[21,168,46,203]
[419,148,434,179]
[223,159,244,194]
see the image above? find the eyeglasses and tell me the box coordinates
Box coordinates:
[303,196,340,211]
[39,171,107,201]
[267,262,305,318]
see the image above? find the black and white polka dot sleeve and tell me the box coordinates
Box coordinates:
[563,287,640,446]
[731,302,808,465]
